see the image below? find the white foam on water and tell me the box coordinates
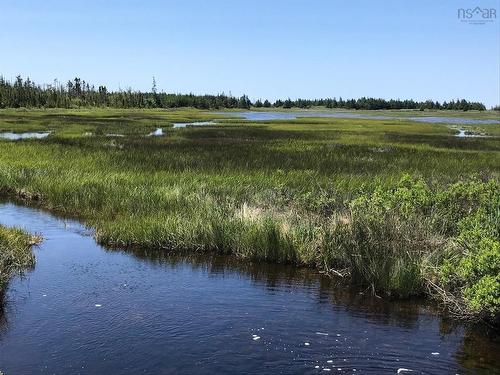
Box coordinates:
[397,369,413,374]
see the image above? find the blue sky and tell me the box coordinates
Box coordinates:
[1,0,499,107]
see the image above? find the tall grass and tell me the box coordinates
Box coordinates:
[0,225,40,297]
[0,108,498,320]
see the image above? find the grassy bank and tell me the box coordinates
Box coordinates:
[0,108,498,321]
[0,225,40,297]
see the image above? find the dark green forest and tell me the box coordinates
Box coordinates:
[0,75,487,111]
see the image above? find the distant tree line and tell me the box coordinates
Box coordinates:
[0,75,487,111]
[269,97,487,111]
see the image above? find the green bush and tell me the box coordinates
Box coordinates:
[439,205,500,318]
[344,175,500,320]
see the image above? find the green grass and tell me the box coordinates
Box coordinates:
[0,108,498,320]
[0,225,40,297]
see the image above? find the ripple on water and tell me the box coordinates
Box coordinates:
[0,202,498,374]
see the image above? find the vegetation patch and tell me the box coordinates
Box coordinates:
[0,108,498,323]
[0,225,41,297]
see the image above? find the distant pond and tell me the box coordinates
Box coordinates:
[217,111,500,125]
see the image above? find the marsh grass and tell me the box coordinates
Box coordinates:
[0,225,40,297]
[0,108,498,319]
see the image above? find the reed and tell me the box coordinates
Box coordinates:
[0,225,40,297]
[0,108,498,320]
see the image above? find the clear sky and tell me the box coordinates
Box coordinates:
[1,0,499,107]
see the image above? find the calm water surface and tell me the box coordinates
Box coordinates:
[0,132,51,140]
[0,203,498,374]
[219,111,500,125]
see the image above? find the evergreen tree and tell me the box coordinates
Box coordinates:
[0,75,486,111]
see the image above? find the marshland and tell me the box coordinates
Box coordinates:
[0,104,498,373]
[1,0,499,371]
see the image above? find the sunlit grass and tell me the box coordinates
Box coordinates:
[0,108,498,318]
[0,225,40,296]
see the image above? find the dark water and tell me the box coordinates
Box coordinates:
[0,203,498,374]
[219,111,500,125]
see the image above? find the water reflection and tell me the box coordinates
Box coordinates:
[218,111,500,125]
[107,248,433,329]
[0,202,498,374]
[0,131,51,140]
